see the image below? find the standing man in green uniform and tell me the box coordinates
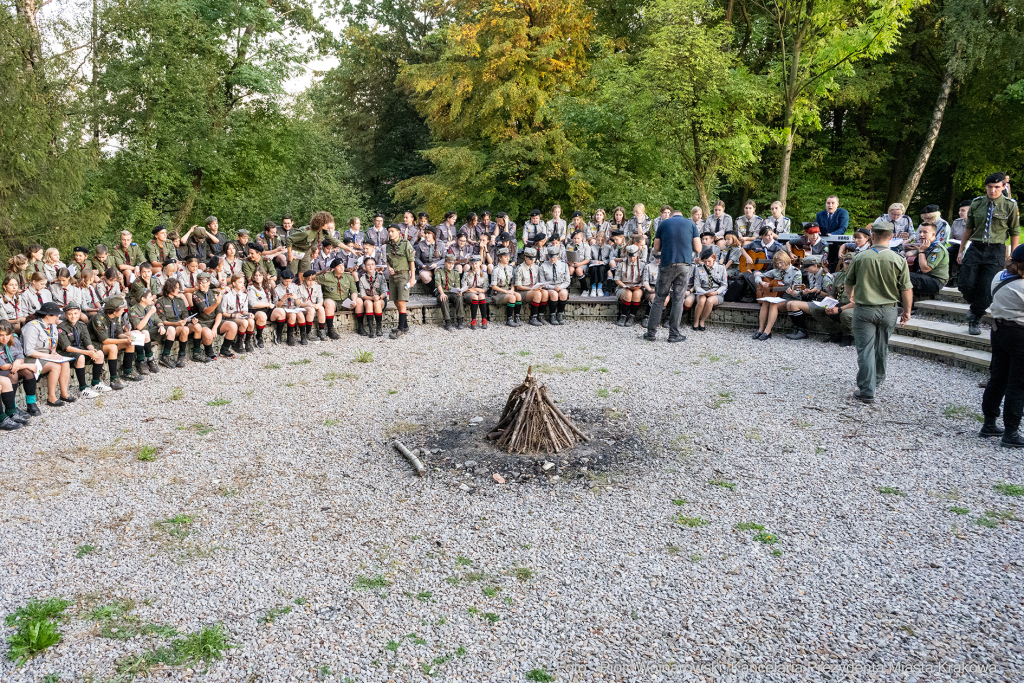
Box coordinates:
[844,219,913,403]
[958,172,1020,335]
[385,224,417,339]
[288,211,336,276]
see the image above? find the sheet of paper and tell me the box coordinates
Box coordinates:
[340,298,354,309]
[757,296,786,304]
[529,283,542,290]
[889,238,904,248]
[130,331,146,347]
[814,297,839,308]
[283,307,305,314]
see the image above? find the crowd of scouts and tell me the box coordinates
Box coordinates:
[0,185,1017,432]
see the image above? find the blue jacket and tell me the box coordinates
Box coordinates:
[816,208,849,235]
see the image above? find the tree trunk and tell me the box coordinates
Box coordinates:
[778,18,804,212]
[92,0,100,144]
[14,0,43,71]
[946,162,958,220]
[725,0,734,22]
[694,175,711,218]
[897,61,955,207]
[779,116,796,212]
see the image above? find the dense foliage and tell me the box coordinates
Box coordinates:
[2,0,1021,256]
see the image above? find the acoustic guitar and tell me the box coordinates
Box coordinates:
[756,279,803,299]
[739,249,772,274]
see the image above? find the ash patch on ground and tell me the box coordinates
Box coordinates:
[395,407,647,491]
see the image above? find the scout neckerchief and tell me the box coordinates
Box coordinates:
[36,319,57,352]
[101,281,115,299]
[983,200,996,241]
[120,245,133,266]
[60,287,68,306]
[227,259,240,275]
[1,344,12,365]
[70,321,81,348]
[188,271,196,289]
[156,241,167,262]
[87,288,99,309]
[235,291,244,313]
[704,264,722,289]
[35,290,44,306]
[498,264,512,287]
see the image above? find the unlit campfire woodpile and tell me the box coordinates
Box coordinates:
[487,367,589,454]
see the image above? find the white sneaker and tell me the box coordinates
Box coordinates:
[597,286,604,297]
[93,382,112,393]
[590,286,597,297]
[80,387,100,399]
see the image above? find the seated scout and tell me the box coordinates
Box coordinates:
[384,222,416,340]
[193,273,237,359]
[0,319,36,424]
[567,231,592,294]
[461,256,490,329]
[415,228,443,285]
[752,251,802,341]
[539,245,570,325]
[434,253,466,330]
[906,223,948,301]
[515,248,547,326]
[615,244,644,327]
[89,296,139,389]
[298,270,326,342]
[156,278,203,367]
[692,247,727,331]
[127,289,162,375]
[357,257,388,338]
[490,247,521,327]
[784,255,834,340]
[276,269,307,345]
[22,302,74,407]
[49,268,81,311]
[317,258,362,337]
[245,269,273,347]
[57,302,107,398]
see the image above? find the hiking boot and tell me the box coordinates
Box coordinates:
[244,338,255,353]
[839,335,854,347]
[318,327,327,342]
[444,320,453,331]
[191,352,207,364]
[299,328,309,345]
[850,390,874,404]
[123,370,141,382]
[389,327,403,340]
[287,328,296,346]
[160,355,176,369]
[967,314,981,336]
[529,315,543,327]
[624,314,635,327]
[514,313,522,325]
[1000,430,1024,448]
[786,329,808,340]
[274,328,283,344]
[979,418,1005,438]
[109,378,124,391]
[506,317,517,327]
[617,315,627,327]
[555,312,565,325]
[642,331,657,342]
[148,359,160,373]
[456,318,465,330]
[469,319,477,330]
[136,360,151,376]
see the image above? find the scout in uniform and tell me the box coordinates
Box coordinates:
[586,209,609,241]
[566,231,592,295]
[447,233,473,273]
[567,211,587,243]
[762,201,791,235]
[242,243,272,282]
[177,257,202,296]
[399,211,420,245]
[588,232,611,297]
[343,217,366,250]
[807,252,855,344]
[494,213,516,243]
[752,251,802,341]
[494,232,518,265]
[55,302,105,398]
[545,205,567,242]
[317,259,362,339]
[220,274,254,354]
[113,231,146,284]
[624,204,652,240]
[365,214,389,252]
[785,255,835,340]
[20,273,53,318]
[93,267,122,305]
[189,216,223,260]
[311,240,339,273]
[88,245,114,281]
[235,229,253,258]
[845,219,913,402]
[917,205,950,245]
[539,245,570,325]
[221,242,245,278]
[640,252,663,328]
[958,172,1020,335]
[146,225,173,268]
[877,203,914,240]
[49,268,82,312]
[4,254,28,292]
[25,245,46,279]
[433,253,465,330]
[274,268,306,345]
[735,201,763,244]
[153,259,180,295]
[78,270,103,319]
[490,247,521,327]
[245,269,273,347]
[128,290,163,375]
[385,224,416,339]
[979,243,1024,448]
[950,201,970,241]
[906,223,948,299]
[193,273,235,359]
[298,270,327,342]
[357,257,388,338]
[155,279,201,367]
[515,248,547,326]
[288,211,335,275]
[615,244,644,326]
[475,233,495,274]
[523,210,544,246]
[89,296,140,389]
[0,319,37,421]
[691,246,727,331]
[415,228,443,285]
[68,247,90,278]
[128,262,159,305]
[609,207,628,234]
[435,212,458,253]
[461,255,490,329]
[257,221,289,270]
[41,248,65,283]
[22,302,74,406]
[704,201,733,237]
[1,276,26,332]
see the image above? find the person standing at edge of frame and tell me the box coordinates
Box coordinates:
[643,210,701,343]
[978,244,1024,448]
[958,172,1020,336]
[844,218,913,404]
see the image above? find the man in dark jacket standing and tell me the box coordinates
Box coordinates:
[816,195,850,236]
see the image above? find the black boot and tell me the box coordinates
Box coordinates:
[1001,426,1024,448]
[244,335,255,353]
[786,314,808,340]
[286,326,296,346]
[967,313,981,336]
[529,313,542,326]
[317,324,327,342]
[455,317,465,330]
[273,323,283,344]
[979,417,1005,438]
[299,325,308,345]
[255,327,265,348]
[326,317,340,340]
[624,313,635,327]
[444,319,453,331]
[376,316,383,337]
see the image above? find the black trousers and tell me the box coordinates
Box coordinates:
[910,271,944,299]
[959,242,1006,318]
[982,321,1024,432]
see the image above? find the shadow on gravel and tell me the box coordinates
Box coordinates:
[396,407,646,491]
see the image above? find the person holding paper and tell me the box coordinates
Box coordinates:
[317,259,362,338]
[615,245,644,327]
[297,270,326,342]
[275,269,307,346]
[783,256,834,340]
[588,232,611,297]
[22,302,74,407]
[57,302,108,398]
[539,246,570,325]
[752,251,802,341]
[414,228,442,286]
[515,248,547,326]
[245,269,273,347]
[461,256,491,329]
[692,247,728,332]
[156,279,204,367]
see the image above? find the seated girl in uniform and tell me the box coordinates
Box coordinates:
[567,231,592,295]
[193,273,236,359]
[43,248,66,284]
[588,232,611,297]
[5,254,28,292]
[178,257,202,296]
[476,233,495,274]
[692,247,728,331]
[220,274,254,354]
[246,269,273,348]
[0,320,34,427]
[273,269,306,346]
[0,276,25,333]
[461,256,490,329]
[838,229,871,260]
[357,257,388,338]
[156,278,203,367]
[298,270,326,342]
[20,272,53,319]
[222,242,244,278]
[753,251,802,341]
[615,245,644,326]
[78,270,103,320]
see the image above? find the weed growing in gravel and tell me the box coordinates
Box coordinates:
[388,389,398,394]
[665,545,680,555]
[117,624,232,679]
[88,600,176,640]
[455,555,472,566]
[772,549,783,556]
[993,483,1024,497]
[815,445,827,455]
[75,544,96,558]
[170,387,183,401]
[159,514,194,539]
[324,418,341,426]
[462,571,486,582]
[597,367,608,372]
[43,674,61,683]
[674,515,708,527]
[483,612,500,624]
[317,663,333,677]
[318,351,333,357]
[526,667,555,682]
[354,349,374,363]
[533,363,590,374]
[735,522,765,531]
[708,480,737,491]
[743,428,762,441]
[206,398,231,407]
[554,352,564,359]
[597,388,609,398]
[688,553,704,563]
[518,350,531,356]
[415,591,433,602]
[975,516,998,528]
[978,510,1016,528]
[288,358,312,365]
[4,597,71,664]
[218,487,237,497]
[671,498,686,506]
[294,597,307,605]
[948,506,969,515]
[876,486,906,497]
[353,575,391,590]
[482,586,501,597]
[6,597,72,626]
[385,421,420,437]
[136,445,157,461]
[713,391,733,408]
[512,567,534,582]
[942,403,984,421]
[263,363,282,369]
[259,606,292,624]
[753,531,779,545]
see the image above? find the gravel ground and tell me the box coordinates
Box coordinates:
[1,322,1022,683]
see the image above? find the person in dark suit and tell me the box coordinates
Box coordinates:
[816,195,850,235]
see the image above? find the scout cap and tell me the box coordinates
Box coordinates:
[610,229,624,237]
[1011,244,1024,261]
[194,225,208,238]
[698,246,714,260]
[801,255,822,267]
[329,258,344,270]
[985,171,1006,185]
[74,246,89,254]
[152,225,166,236]
[64,301,81,311]
[498,232,512,242]
[572,211,583,218]
[302,269,315,278]
[626,245,640,255]
[237,229,249,236]
[871,218,895,233]
[497,247,510,256]
[922,204,941,214]
[103,296,124,311]
[496,212,508,218]
[198,272,211,280]
[280,268,296,279]
[523,248,538,258]
[855,228,871,238]
[547,246,560,256]
[38,302,61,317]
[530,209,541,217]
[165,258,178,265]
[247,243,263,253]
[445,253,456,262]
[470,255,481,262]
[533,233,547,242]
[206,257,220,269]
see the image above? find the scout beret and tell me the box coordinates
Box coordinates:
[302,269,315,278]
[388,223,402,231]
[247,243,263,253]
[724,230,739,238]
[804,225,820,234]
[103,296,124,311]
[984,172,1006,185]
[699,231,715,239]
[38,302,61,317]
[855,228,871,237]
[470,255,481,262]
[280,268,296,279]
[547,246,561,256]
[572,211,583,218]
[164,258,179,265]
[497,247,510,256]
[496,212,508,219]
[64,301,81,311]
[444,253,456,261]
[198,272,211,280]
[698,246,714,260]
[1011,244,1024,261]
[959,200,972,208]
[205,215,218,225]
[626,245,640,255]
[871,218,895,233]
[418,212,429,219]
[152,225,166,235]
[328,259,344,270]
[342,236,354,244]
[610,230,624,237]
[922,204,941,214]
[533,233,547,242]
[237,229,249,236]
[801,255,823,266]
[482,210,491,217]
[498,232,512,242]
[323,236,340,247]
[523,248,538,258]
[74,246,89,255]
[530,209,542,217]
[206,257,220,269]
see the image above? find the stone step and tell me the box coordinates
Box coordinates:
[937,286,962,302]
[889,335,991,371]
[914,299,991,324]
[895,318,991,351]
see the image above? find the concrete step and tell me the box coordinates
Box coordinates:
[937,287,962,302]
[889,335,991,371]
[895,318,991,351]
[914,299,991,324]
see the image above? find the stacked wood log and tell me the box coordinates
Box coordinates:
[486,367,589,454]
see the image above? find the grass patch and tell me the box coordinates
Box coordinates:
[976,516,998,528]
[206,398,231,407]
[517,350,531,356]
[948,506,969,515]
[354,349,374,363]
[526,668,555,682]
[4,597,71,664]
[136,445,157,462]
[674,515,708,528]
[88,600,177,641]
[942,403,984,422]
[385,421,420,437]
[665,545,680,555]
[170,387,183,401]
[735,522,764,531]
[415,591,433,602]
[75,544,97,558]
[688,553,704,563]
[5,598,72,627]
[597,367,608,372]
[318,351,333,357]
[288,358,312,365]
[708,480,737,491]
[772,549,783,556]
[512,567,534,582]
[259,606,293,624]
[876,486,906,497]
[455,555,472,566]
[483,612,499,624]
[159,514,194,539]
[554,352,564,359]
[713,391,733,408]
[263,363,282,369]
[324,418,341,427]
[993,483,1024,497]
[482,586,502,598]
[533,363,590,374]
[671,498,686,506]
[597,388,609,398]
[977,509,1016,528]
[753,531,779,545]
[116,624,232,679]
[743,428,762,441]
[388,389,398,394]
[352,574,390,591]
